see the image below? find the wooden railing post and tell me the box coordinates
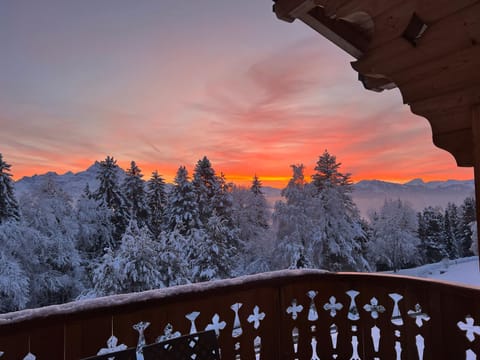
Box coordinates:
[472,103,480,269]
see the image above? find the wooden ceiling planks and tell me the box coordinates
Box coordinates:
[331,0,404,20]
[366,1,417,49]
[352,2,480,78]
[410,85,480,115]
[415,0,479,23]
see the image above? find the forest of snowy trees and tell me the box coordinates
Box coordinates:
[0,151,476,313]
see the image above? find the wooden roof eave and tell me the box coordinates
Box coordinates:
[273,0,480,168]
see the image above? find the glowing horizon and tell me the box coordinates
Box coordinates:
[0,1,474,189]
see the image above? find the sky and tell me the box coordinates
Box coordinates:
[0,0,473,187]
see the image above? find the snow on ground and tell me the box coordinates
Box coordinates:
[394,256,480,287]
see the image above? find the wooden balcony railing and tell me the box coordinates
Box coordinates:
[0,270,479,359]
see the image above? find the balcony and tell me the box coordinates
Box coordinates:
[0,270,479,359]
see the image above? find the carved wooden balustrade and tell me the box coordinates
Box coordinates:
[0,270,479,359]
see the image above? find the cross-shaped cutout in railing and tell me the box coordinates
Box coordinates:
[323,296,343,318]
[458,316,480,342]
[363,297,385,319]
[287,299,303,320]
[156,323,181,343]
[205,314,226,336]
[407,304,430,328]
[98,335,127,355]
[248,305,266,329]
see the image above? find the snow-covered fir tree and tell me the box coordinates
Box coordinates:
[188,214,238,282]
[122,161,148,226]
[0,153,19,223]
[192,156,219,224]
[0,219,74,308]
[166,166,201,235]
[368,199,420,272]
[94,156,128,244]
[310,151,369,271]
[76,185,115,260]
[444,202,462,259]
[274,152,369,272]
[94,220,163,295]
[0,249,29,312]
[146,170,167,238]
[157,230,189,287]
[19,176,83,305]
[274,164,318,269]
[188,158,241,281]
[459,196,476,257]
[232,176,271,274]
[418,206,447,263]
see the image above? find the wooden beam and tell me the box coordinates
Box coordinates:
[272,0,312,22]
[334,0,405,20]
[395,44,480,87]
[367,1,417,49]
[299,6,370,58]
[422,106,471,134]
[323,0,355,17]
[273,0,329,22]
[352,2,480,77]
[410,85,480,114]
[472,104,480,267]
[433,128,473,166]
[416,0,479,23]
[398,45,480,103]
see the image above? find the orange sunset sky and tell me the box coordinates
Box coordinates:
[0,1,473,188]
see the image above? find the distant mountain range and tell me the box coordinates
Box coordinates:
[352,178,474,216]
[14,165,474,217]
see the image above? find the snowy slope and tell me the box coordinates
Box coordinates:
[394,256,480,287]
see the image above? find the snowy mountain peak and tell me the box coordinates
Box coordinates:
[404,178,424,186]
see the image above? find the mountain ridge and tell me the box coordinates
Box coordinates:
[14,165,474,216]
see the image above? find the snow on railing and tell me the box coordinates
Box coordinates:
[0,270,479,359]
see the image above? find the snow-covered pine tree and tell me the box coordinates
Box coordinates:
[418,206,447,263]
[190,159,241,280]
[94,220,163,296]
[192,156,219,224]
[311,150,369,271]
[117,220,163,293]
[0,153,19,223]
[146,170,167,238]
[0,249,29,312]
[368,199,420,272]
[166,166,201,235]
[76,186,115,291]
[94,156,128,245]
[274,164,317,269]
[92,247,124,296]
[459,196,476,257]
[19,176,83,306]
[122,161,148,226]
[250,175,270,230]
[188,214,238,282]
[444,202,462,259]
[157,230,189,287]
[232,176,271,274]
